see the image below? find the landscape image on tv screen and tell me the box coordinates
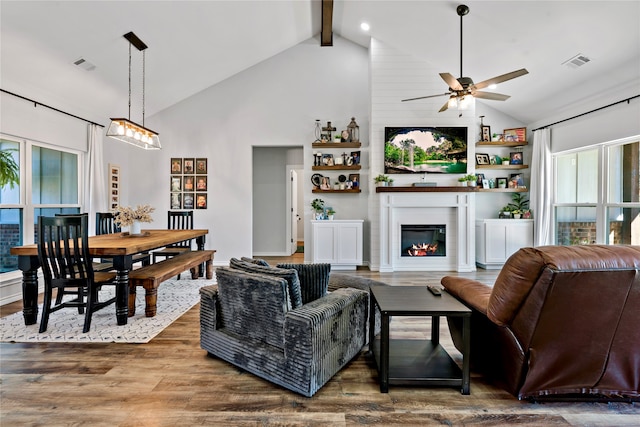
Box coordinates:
[384,126,468,174]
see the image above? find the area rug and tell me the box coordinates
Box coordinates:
[0,278,214,344]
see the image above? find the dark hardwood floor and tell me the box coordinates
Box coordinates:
[1,254,638,426]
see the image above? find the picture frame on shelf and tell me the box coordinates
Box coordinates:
[510,152,524,165]
[482,179,490,189]
[481,125,491,142]
[510,173,525,188]
[320,176,331,190]
[490,155,497,165]
[322,154,334,166]
[348,173,360,188]
[497,177,508,189]
[350,151,361,164]
[476,173,485,187]
[475,153,490,165]
[503,127,526,142]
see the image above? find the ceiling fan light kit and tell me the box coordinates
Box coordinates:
[107,31,161,150]
[402,4,528,113]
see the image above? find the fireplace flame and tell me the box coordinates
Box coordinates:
[407,243,438,256]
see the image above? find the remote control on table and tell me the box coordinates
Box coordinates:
[427,285,442,296]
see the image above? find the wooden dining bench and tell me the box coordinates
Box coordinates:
[128,249,216,317]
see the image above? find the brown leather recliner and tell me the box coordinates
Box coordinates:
[441,245,640,401]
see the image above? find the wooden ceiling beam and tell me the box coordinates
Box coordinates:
[321,0,333,46]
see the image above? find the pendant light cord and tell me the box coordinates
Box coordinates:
[128,41,132,121]
[143,51,146,127]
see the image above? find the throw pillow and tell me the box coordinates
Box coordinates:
[276,263,331,304]
[229,258,303,309]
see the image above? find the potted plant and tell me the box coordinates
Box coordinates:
[499,205,513,219]
[0,149,20,189]
[311,198,325,220]
[466,174,478,187]
[374,174,390,187]
[457,176,468,187]
[326,208,335,220]
[507,192,530,218]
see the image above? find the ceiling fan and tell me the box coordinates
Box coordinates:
[402,4,528,112]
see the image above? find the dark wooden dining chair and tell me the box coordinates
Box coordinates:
[151,211,194,279]
[95,212,151,268]
[37,214,117,333]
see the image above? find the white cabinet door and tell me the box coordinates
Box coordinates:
[476,219,533,269]
[311,220,363,269]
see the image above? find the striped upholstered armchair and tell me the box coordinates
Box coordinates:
[199,259,369,397]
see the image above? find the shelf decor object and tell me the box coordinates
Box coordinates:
[107,32,161,150]
[347,117,359,142]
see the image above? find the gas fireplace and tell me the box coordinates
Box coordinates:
[401,224,446,257]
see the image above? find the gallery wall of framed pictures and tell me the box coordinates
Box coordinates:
[109,164,120,210]
[170,157,208,210]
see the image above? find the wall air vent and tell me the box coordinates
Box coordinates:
[562,53,591,69]
[73,57,96,71]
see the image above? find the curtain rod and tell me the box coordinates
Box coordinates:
[0,88,105,128]
[532,95,640,132]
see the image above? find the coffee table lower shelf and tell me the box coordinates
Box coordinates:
[371,338,465,391]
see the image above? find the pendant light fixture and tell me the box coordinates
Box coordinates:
[107,31,161,150]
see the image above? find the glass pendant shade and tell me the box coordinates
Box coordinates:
[107,118,161,150]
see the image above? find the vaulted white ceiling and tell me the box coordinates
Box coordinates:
[1,1,639,125]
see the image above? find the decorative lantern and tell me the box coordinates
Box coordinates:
[314,119,322,142]
[347,117,359,142]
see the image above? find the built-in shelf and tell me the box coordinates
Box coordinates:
[311,142,362,149]
[476,141,528,147]
[477,188,529,193]
[476,164,528,170]
[375,186,477,193]
[312,189,361,193]
[312,165,361,171]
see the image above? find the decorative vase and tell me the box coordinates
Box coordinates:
[328,215,334,220]
[130,220,142,235]
[315,212,324,220]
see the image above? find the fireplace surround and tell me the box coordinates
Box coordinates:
[377,189,475,272]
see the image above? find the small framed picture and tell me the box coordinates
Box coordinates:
[350,151,361,165]
[476,173,485,187]
[196,193,207,209]
[170,193,182,209]
[320,176,331,190]
[171,176,182,192]
[510,152,524,165]
[171,158,183,174]
[183,175,195,191]
[322,154,334,166]
[481,125,491,142]
[196,176,207,191]
[482,179,490,189]
[504,127,526,142]
[196,158,207,174]
[183,193,195,210]
[510,173,525,188]
[183,158,195,173]
[475,153,490,165]
[497,177,508,188]
[348,173,360,188]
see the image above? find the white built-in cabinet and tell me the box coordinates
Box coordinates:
[476,219,534,269]
[311,220,363,270]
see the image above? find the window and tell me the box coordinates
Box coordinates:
[0,137,81,275]
[553,137,640,245]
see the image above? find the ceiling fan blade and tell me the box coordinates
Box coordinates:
[472,68,529,90]
[473,91,511,101]
[438,99,451,112]
[440,73,463,91]
[402,92,451,102]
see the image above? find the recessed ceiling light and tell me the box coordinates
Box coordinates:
[360,22,370,31]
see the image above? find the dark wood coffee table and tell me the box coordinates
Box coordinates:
[369,285,471,394]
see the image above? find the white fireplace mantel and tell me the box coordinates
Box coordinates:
[377,190,476,272]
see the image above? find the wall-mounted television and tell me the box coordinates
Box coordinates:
[384,126,468,174]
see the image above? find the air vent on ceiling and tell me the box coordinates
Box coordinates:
[562,53,591,69]
[73,57,96,71]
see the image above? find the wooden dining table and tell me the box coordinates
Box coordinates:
[10,229,209,327]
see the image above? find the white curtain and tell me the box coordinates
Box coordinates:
[531,128,552,246]
[85,124,107,235]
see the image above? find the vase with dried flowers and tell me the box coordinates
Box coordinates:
[113,204,155,235]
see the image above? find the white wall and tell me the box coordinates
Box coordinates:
[110,35,370,265]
